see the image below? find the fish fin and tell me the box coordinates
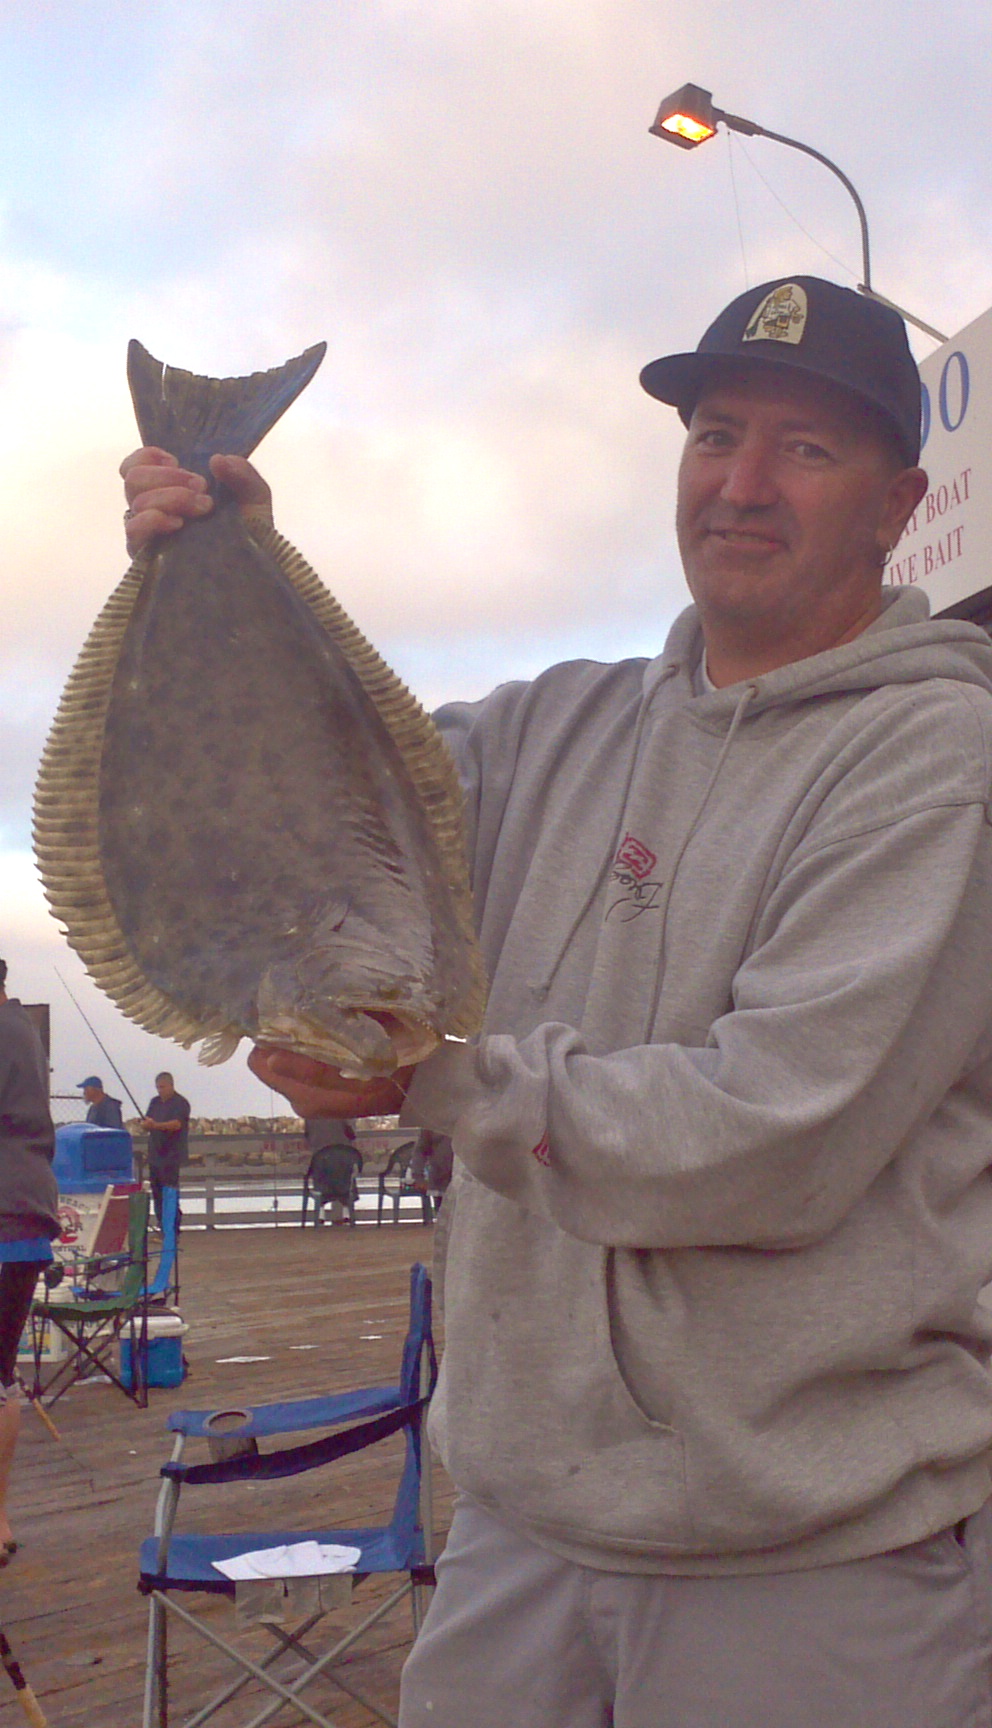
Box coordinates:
[248,519,488,1039]
[198,1027,243,1066]
[126,341,326,475]
[33,551,223,1054]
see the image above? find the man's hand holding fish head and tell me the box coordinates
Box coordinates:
[248,1044,414,1120]
[121,448,271,554]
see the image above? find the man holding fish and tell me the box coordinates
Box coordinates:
[122,277,992,1725]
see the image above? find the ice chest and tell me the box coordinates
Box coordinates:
[121,1312,188,1389]
[54,1122,134,1192]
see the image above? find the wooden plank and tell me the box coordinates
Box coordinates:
[0,1222,451,1725]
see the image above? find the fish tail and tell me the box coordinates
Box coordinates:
[126,340,327,475]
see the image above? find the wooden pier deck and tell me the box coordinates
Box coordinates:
[2,1221,448,1726]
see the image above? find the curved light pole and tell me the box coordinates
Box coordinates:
[650,85,948,344]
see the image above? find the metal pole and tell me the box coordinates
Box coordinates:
[855,283,949,345]
[718,111,872,289]
[715,111,950,344]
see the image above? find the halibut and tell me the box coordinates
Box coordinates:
[33,342,486,1076]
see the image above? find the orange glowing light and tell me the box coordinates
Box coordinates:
[662,113,716,145]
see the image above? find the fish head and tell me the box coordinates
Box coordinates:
[254,954,440,1078]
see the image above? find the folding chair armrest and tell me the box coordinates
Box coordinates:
[161,1399,425,1487]
[79,1249,130,1274]
[166,1383,403,1440]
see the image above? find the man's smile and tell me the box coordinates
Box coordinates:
[704,523,788,554]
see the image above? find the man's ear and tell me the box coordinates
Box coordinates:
[880,466,929,557]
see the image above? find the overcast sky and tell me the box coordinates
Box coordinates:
[3,0,992,1117]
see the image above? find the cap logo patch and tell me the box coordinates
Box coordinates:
[742,283,808,346]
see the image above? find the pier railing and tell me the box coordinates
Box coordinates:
[133,1128,420,1229]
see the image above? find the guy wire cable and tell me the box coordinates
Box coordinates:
[726,132,749,291]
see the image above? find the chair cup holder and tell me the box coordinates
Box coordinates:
[204,1409,260,1462]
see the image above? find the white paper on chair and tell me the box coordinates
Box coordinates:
[212,1541,362,1581]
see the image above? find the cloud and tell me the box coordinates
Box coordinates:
[4,0,992,1111]
[1,850,283,1118]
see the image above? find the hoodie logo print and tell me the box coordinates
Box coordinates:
[606,833,663,922]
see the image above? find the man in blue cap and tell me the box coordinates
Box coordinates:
[123,278,992,1725]
[79,1077,124,1130]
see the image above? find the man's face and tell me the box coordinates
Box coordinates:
[156,1077,174,1101]
[676,368,924,639]
[83,1085,100,1104]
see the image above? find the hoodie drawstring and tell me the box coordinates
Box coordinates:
[526,664,681,1001]
[640,679,758,1040]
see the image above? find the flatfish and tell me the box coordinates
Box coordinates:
[34,342,486,1076]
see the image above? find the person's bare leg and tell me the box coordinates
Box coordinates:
[0,1391,21,1550]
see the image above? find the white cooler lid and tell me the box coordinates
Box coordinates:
[145,1312,188,1338]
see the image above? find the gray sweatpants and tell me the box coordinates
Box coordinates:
[400,1497,992,1727]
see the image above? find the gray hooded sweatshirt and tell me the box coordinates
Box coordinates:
[0,998,60,1243]
[403,587,992,1574]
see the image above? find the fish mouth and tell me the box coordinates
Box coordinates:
[255,1005,439,1079]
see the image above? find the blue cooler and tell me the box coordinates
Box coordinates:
[54,1122,134,1191]
[121,1313,188,1389]
[52,1124,137,1264]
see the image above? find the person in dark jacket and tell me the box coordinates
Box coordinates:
[0,958,60,1558]
[408,1128,454,1200]
[79,1076,124,1130]
[140,1072,190,1227]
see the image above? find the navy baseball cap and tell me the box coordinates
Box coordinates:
[78,1075,102,1090]
[640,276,922,466]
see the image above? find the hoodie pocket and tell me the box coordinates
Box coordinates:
[440,1202,697,1552]
[604,1247,681,1431]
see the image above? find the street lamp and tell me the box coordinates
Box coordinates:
[650,84,948,344]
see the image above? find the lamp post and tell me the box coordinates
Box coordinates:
[650,84,948,345]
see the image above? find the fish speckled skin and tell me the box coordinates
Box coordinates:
[34,345,485,1074]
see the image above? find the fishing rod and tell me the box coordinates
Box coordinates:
[53,969,143,1117]
[13,1374,95,1483]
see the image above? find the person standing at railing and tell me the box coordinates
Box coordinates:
[79,1076,124,1130]
[408,1128,453,1212]
[140,1072,190,1230]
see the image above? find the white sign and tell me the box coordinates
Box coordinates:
[891,303,992,617]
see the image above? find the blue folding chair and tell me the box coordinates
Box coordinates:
[139,1262,437,1728]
